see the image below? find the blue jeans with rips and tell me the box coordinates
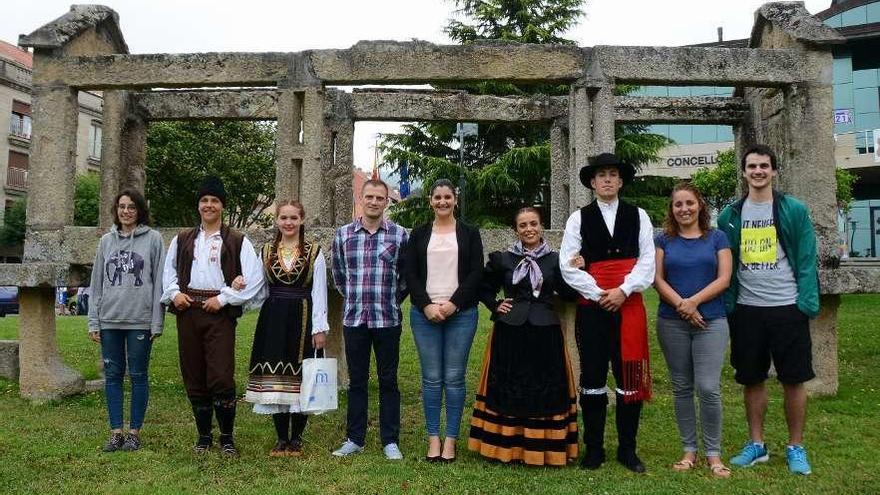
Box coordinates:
[101,329,153,430]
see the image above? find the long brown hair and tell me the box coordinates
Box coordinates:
[662,183,711,238]
[268,200,306,269]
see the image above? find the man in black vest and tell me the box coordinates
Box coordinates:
[559,153,656,473]
[161,176,265,456]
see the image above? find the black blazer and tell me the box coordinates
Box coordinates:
[480,250,578,326]
[406,221,484,311]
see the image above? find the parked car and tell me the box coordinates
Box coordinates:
[0,286,19,317]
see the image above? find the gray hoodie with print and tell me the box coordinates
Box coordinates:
[88,224,166,335]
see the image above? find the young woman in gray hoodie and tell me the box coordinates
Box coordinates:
[88,189,165,452]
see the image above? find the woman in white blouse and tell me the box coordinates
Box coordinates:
[241,200,329,457]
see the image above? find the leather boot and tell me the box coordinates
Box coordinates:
[579,393,608,470]
[615,396,645,473]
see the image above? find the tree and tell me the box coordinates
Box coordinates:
[382,0,670,228]
[690,149,738,212]
[621,175,678,225]
[0,198,26,247]
[835,168,858,213]
[145,121,276,228]
[74,172,100,227]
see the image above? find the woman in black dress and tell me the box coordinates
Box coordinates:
[468,207,579,466]
[243,200,329,457]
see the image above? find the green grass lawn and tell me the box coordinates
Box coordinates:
[0,292,878,494]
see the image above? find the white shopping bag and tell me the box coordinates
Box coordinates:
[299,350,338,415]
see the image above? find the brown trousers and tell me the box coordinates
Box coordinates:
[176,306,237,399]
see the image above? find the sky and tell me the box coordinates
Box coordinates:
[2,0,833,174]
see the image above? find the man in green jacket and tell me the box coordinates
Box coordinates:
[718,145,819,476]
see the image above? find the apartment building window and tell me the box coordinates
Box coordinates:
[9,100,31,139]
[88,120,102,160]
[6,151,28,190]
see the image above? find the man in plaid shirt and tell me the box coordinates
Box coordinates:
[330,179,408,460]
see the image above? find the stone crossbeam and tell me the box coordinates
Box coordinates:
[134,89,280,120]
[614,96,750,124]
[34,42,586,90]
[349,89,567,122]
[591,46,824,86]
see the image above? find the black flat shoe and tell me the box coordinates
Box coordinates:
[425,455,441,462]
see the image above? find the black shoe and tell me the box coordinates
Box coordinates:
[194,435,213,454]
[121,433,141,452]
[579,448,606,470]
[617,450,646,473]
[102,432,125,452]
[219,435,239,458]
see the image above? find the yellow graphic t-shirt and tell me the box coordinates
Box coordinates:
[737,200,797,306]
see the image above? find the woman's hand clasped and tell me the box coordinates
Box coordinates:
[495,298,514,314]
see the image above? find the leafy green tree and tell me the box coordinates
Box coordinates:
[0,197,26,247]
[74,172,100,226]
[382,0,670,228]
[621,175,678,225]
[690,149,738,212]
[835,168,858,213]
[145,121,276,228]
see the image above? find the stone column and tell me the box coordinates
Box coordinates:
[18,287,84,401]
[25,83,79,230]
[301,88,326,226]
[274,88,304,202]
[568,84,591,211]
[549,120,569,230]
[99,90,147,229]
[781,80,840,396]
[20,67,85,400]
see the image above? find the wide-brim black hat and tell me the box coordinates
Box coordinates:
[579,152,636,189]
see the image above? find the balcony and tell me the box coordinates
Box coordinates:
[5,167,28,191]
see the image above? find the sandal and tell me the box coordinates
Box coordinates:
[672,458,696,472]
[709,463,731,479]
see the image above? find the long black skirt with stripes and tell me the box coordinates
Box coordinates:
[468,321,579,466]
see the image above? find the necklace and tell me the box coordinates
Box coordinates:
[278,242,300,259]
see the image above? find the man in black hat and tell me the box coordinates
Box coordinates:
[161,176,265,456]
[559,152,655,473]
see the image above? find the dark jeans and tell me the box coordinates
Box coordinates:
[101,329,153,430]
[343,324,401,447]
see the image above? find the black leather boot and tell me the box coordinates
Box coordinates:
[579,393,608,470]
[615,397,645,473]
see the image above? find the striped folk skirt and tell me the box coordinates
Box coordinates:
[468,322,579,466]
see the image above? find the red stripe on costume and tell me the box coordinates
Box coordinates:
[578,258,652,402]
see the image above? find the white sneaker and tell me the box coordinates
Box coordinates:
[383,443,403,460]
[332,439,364,457]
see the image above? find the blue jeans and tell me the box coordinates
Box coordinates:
[410,306,478,438]
[101,329,153,430]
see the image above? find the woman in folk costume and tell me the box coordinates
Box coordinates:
[559,152,656,474]
[468,207,580,466]
[243,200,329,457]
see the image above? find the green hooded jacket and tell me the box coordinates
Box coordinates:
[717,190,820,318]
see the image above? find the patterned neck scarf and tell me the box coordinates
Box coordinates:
[508,239,551,297]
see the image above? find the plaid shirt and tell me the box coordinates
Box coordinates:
[331,217,408,328]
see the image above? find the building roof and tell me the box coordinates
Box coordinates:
[0,40,32,69]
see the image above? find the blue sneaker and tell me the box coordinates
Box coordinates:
[730,441,769,467]
[786,445,812,475]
